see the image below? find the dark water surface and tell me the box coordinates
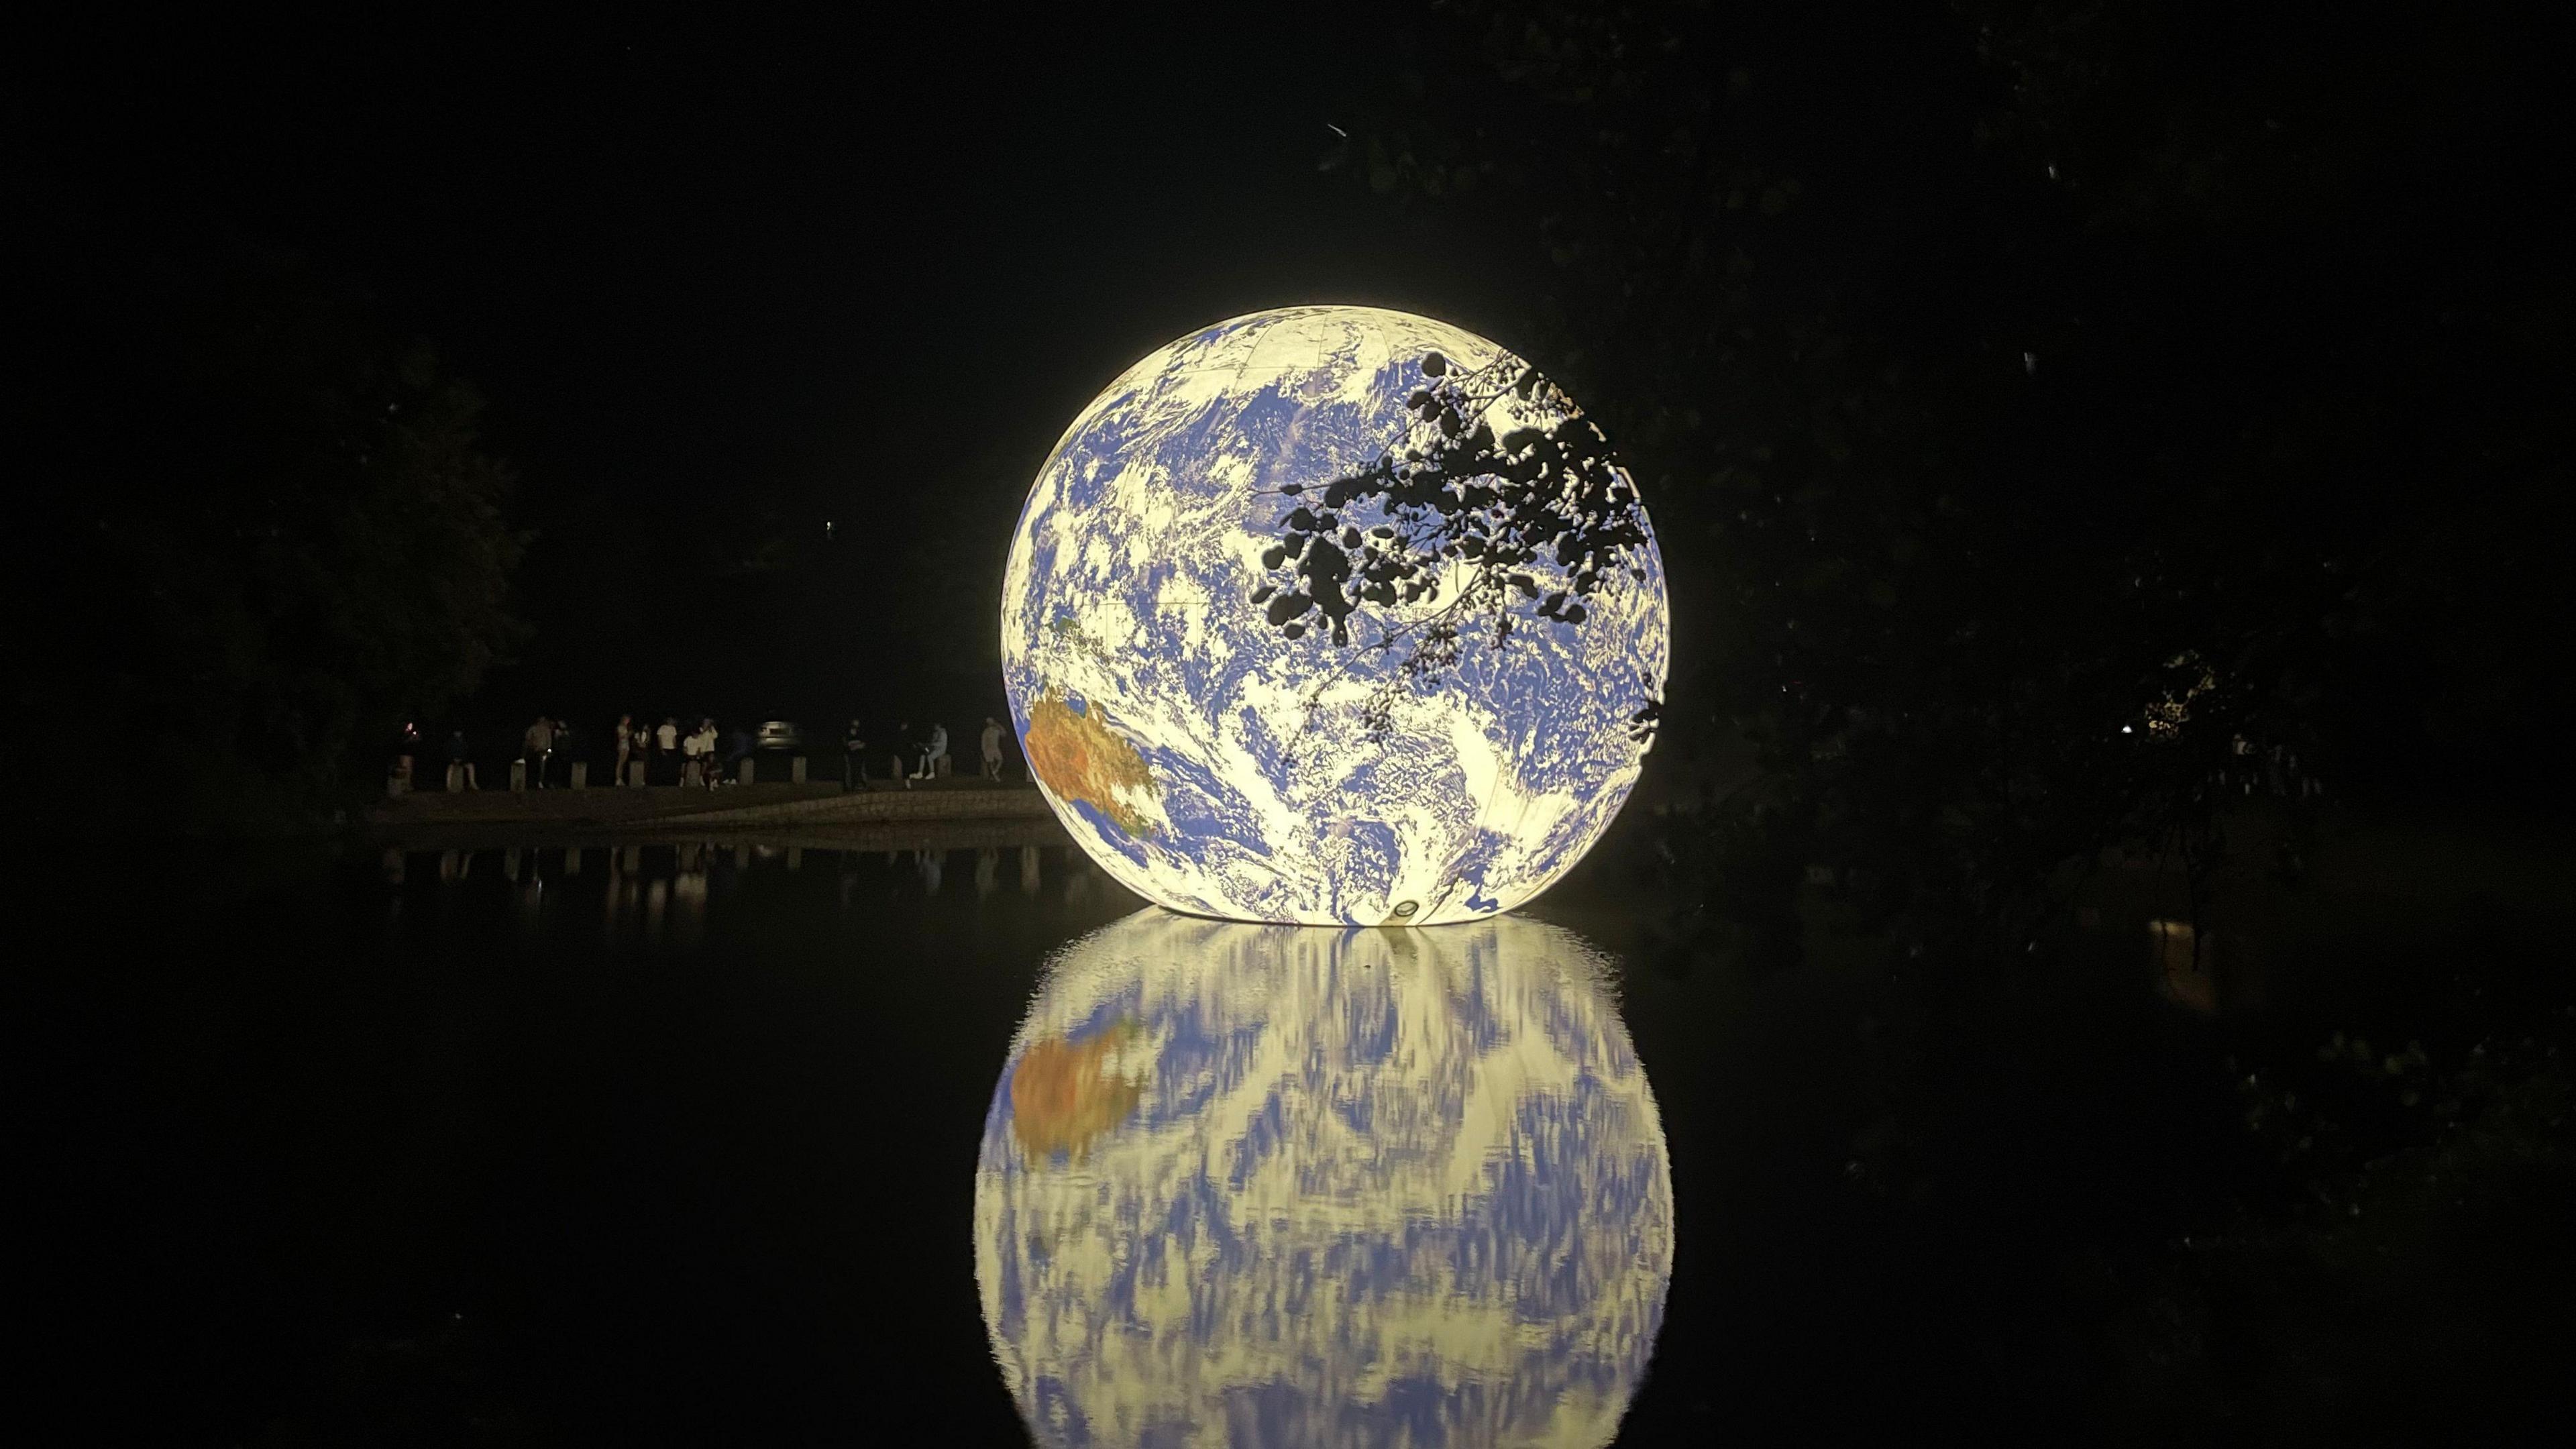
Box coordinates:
[23,840,1737,1445]
[27,827,2566,1444]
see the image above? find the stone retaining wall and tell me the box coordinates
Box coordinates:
[370,781,1054,831]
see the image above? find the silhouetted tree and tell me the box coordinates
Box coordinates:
[1249,348,1660,738]
[9,217,528,833]
[1326,0,2574,954]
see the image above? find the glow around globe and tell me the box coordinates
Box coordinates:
[974,910,1673,1448]
[1002,306,1669,924]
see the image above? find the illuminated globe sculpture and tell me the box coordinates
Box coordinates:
[1002,306,1668,924]
[975,910,1674,1448]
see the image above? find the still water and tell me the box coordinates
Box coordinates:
[30,826,2572,1442]
[28,837,1770,1446]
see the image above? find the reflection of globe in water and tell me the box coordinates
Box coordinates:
[1002,306,1669,924]
[974,910,1674,1447]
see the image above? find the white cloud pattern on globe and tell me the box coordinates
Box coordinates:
[975,910,1674,1447]
[1002,306,1669,924]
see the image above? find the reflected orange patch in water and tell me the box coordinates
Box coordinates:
[1010,1022,1144,1164]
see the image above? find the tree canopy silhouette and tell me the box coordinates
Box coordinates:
[10,217,528,833]
[1250,349,1661,739]
[1322,0,2576,955]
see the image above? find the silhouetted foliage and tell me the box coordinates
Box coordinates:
[1329,0,2575,955]
[1250,350,1660,739]
[1323,7,2575,1434]
[9,217,527,833]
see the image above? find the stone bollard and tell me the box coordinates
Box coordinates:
[570,761,588,790]
[627,759,645,788]
[790,755,806,784]
[739,757,757,785]
[509,758,529,791]
[935,753,952,777]
[446,762,465,792]
[682,759,701,789]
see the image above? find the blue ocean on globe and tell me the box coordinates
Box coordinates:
[1002,306,1670,924]
[974,910,1674,1448]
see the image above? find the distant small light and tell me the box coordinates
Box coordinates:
[2122,725,2133,733]
[2022,351,2038,374]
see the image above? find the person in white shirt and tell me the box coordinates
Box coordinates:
[980,717,1006,780]
[523,716,556,788]
[912,722,949,781]
[678,717,708,786]
[692,719,720,785]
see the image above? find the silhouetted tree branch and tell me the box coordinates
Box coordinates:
[1248,350,1661,740]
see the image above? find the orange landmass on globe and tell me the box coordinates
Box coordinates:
[1023,686,1159,837]
[1010,1022,1143,1165]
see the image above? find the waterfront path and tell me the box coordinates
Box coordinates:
[370,778,1056,834]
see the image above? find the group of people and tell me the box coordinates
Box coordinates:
[844,716,1012,788]
[612,716,757,789]
[419,718,581,791]
[417,714,1016,792]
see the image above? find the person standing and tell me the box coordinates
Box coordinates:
[979,716,1006,782]
[843,718,868,790]
[628,716,652,786]
[696,718,722,787]
[679,716,708,787]
[656,716,680,784]
[523,715,556,788]
[614,714,633,787]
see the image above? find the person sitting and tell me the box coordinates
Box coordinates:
[911,721,949,782]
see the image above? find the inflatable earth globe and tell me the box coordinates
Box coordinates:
[973,910,1674,1448]
[1001,306,1669,924]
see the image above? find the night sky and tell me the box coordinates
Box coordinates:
[19,9,1503,730]
[17,5,2569,773]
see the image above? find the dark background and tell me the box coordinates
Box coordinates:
[16,3,2569,810]
[13,9,1489,741]
[11,4,2575,1444]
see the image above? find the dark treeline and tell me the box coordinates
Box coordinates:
[1320,0,2573,952]
[1309,2,2575,1436]
[15,5,2564,852]
[10,215,525,833]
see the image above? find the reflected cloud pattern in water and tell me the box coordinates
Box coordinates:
[975,911,1673,1447]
